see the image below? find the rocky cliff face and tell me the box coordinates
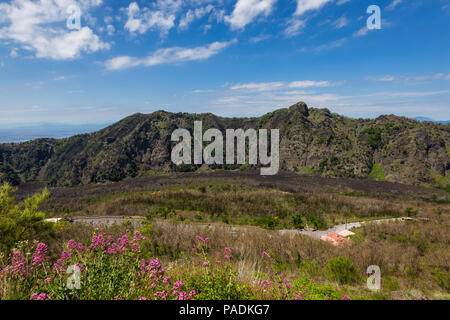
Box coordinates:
[1,102,449,188]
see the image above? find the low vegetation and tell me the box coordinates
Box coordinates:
[0,181,448,300]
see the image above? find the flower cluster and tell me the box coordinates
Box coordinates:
[30,293,50,300]
[32,243,50,268]
[10,252,28,277]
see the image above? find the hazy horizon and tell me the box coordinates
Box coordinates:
[0,108,448,144]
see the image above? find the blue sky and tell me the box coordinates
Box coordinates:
[0,0,449,125]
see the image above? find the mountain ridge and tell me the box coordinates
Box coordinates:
[0,102,449,189]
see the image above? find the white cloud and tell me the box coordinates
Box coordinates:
[386,0,403,10]
[10,47,19,57]
[105,40,236,70]
[353,26,369,37]
[53,75,67,81]
[179,5,214,30]
[374,75,396,82]
[0,0,110,60]
[106,24,115,36]
[289,80,341,88]
[249,34,271,43]
[368,73,450,82]
[284,18,306,37]
[124,2,176,36]
[295,0,334,16]
[104,16,113,24]
[228,80,342,92]
[333,16,348,29]
[301,37,347,52]
[366,90,450,98]
[225,0,276,30]
[229,82,286,91]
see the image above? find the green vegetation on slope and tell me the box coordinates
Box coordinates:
[0,102,448,187]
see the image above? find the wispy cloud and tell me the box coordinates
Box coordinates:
[386,0,403,11]
[353,26,369,37]
[228,80,342,92]
[367,73,450,82]
[333,16,349,29]
[249,34,271,43]
[229,82,286,91]
[295,0,334,16]
[284,18,306,37]
[105,40,236,70]
[179,5,214,30]
[187,79,348,116]
[366,90,450,98]
[225,0,277,30]
[300,37,348,52]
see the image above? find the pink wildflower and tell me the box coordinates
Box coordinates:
[133,231,144,242]
[11,252,27,277]
[32,243,49,267]
[178,291,188,300]
[293,293,304,300]
[173,281,183,290]
[259,279,271,287]
[30,293,50,300]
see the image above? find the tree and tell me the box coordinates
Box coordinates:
[0,183,50,252]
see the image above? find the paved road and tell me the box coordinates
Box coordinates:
[279,218,405,239]
[48,215,408,240]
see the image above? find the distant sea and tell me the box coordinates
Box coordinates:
[0,123,111,144]
[414,117,450,125]
[0,116,448,144]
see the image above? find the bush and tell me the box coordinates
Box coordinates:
[291,214,304,229]
[369,163,386,181]
[325,257,361,285]
[433,268,450,291]
[0,183,51,252]
[307,216,325,230]
[254,215,279,230]
[299,259,322,278]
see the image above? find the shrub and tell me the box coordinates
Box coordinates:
[369,163,385,181]
[325,257,361,285]
[307,216,325,230]
[405,207,418,217]
[299,259,322,279]
[254,215,279,230]
[291,214,304,229]
[0,183,51,252]
[433,268,450,291]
